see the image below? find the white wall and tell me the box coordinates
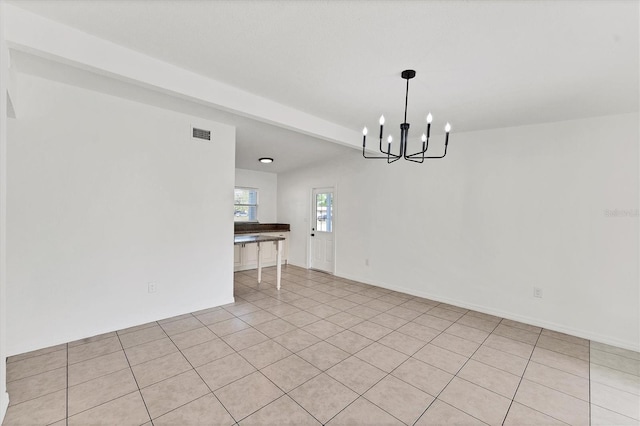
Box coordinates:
[6,73,236,356]
[235,168,277,223]
[278,113,640,350]
[1,0,11,418]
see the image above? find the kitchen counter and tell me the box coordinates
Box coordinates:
[233,234,285,245]
[234,223,290,234]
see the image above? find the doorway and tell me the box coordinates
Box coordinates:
[309,187,335,274]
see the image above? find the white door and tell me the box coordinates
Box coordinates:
[310,187,335,273]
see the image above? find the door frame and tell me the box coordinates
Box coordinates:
[307,185,337,275]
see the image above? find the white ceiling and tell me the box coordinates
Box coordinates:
[7,0,639,172]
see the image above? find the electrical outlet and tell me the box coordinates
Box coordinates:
[148,282,157,293]
[533,287,543,298]
[365,258,369,266]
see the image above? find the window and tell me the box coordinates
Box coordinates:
[315,192,333,232]
[234,187,258,222]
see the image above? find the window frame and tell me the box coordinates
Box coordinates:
[234,186,259,222]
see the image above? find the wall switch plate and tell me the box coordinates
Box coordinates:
[533,287,543,298]
[365,258,369,266]
[148,282,157,293]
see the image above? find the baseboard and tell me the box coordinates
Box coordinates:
[287,261,307,269]
[336,272,640,352]
[1,391,9,424]
[7,295,237,357]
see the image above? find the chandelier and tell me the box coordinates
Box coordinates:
[362,70,451,163]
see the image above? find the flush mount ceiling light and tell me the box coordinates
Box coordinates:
[258,157,274,164]
[362,69,451,163]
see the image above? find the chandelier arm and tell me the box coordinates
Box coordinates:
[363,150,400,159]
[404,153,423,160]
[405,136,429,159]
[407,149,447,159]
[418,142,449,159]
[388,139,400,162]
[363,128,400,158]
[404,156,424,163]
[387,154,402,164]
[378,133,399,157]
[363,143,401,159]
[365,155,400,159]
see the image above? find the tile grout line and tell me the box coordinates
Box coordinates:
[59,335,145,421]
[116,323,158,337]
[188,272,576,426]
[499,322,542,426]
[6,345,69,366]
[408,315,502,426]
[66,348,124,370]
[62,390,143,424]
[320,303,523,424]
[323,334,438,425]
[3,370,68,411]
[186,285,327,425]
[269,393,320,426]
[590,345,640,362]
[317,302,472,424]
[237,367,320,424]
[65,342,69,426]
[115,325,155,425]
[588,353,640,376]
[518,371,593,404]
[374,315,574,425]
[5,349,68,384]
[497,325,573,426]
[65,324,221,373]
[235,272,567,426]
[158,325,238,425]
[66,366,133,394]
[230,276,414,424]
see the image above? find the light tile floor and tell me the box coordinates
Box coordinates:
[4,265,640,425]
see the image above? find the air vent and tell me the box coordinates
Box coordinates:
[192,127,211,141]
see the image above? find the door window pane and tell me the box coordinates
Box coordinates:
[316,192,333,232]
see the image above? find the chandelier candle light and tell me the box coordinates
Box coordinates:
[362,69,451,163]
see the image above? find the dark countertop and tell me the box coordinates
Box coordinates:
[234,235,286,245]
[234,223,290,234]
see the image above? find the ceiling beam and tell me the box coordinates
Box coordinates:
[4,4,360,149]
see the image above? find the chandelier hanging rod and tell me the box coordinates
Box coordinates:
[362,69,451,164]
